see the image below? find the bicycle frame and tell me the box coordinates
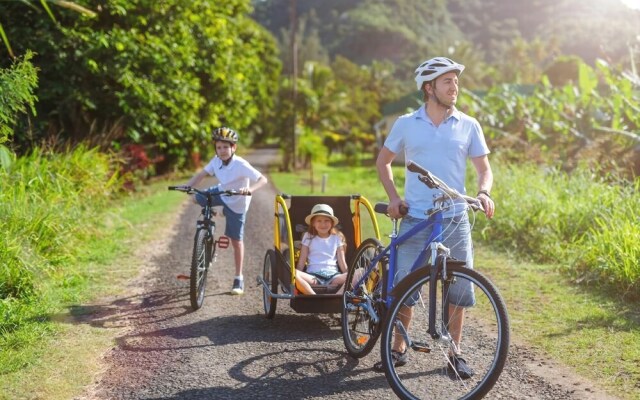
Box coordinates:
[195,189,231,250]
[351,208,448,311]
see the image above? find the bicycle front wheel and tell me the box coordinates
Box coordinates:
[381,264,509,400]
[190,228,211,310]
[262,249,278,319]
[342,238,385,358]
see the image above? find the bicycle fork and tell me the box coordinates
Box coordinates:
[393,242,456,354]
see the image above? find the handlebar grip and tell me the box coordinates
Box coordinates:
[406,160,428,175]
[399,205,409,216]
[168,185,191,192]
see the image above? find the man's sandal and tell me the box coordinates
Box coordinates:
[373,349,407,372]
[447,355,474,379]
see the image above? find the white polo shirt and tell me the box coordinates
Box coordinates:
[384,105,490,218]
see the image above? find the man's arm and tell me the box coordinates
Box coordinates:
[471,155,494,219]
[376,146,406,218]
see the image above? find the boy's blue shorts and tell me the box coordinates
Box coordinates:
[195,187,246,241]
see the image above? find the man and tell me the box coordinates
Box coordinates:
[374,57,495,378]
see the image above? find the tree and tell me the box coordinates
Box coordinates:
[1,0,282,171]
[0,52,38,169]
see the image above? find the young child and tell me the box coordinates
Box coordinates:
[295,204,348,295]
[183,127,267,295]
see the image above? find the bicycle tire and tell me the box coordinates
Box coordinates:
[341,238,385,358]
[190,228,211,310]
[381,264,510,400]
[262,249,278,319]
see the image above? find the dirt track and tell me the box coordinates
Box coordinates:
[75,148,620,400]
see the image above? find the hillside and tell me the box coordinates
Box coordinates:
[252,0,640,67]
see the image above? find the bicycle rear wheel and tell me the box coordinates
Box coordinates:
[381,264,509,400]
[342,238,385,358]
[190,228,211,310]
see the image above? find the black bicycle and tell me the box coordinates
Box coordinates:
[168,186,245,310]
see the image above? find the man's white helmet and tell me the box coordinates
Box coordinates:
[414,57,465,90]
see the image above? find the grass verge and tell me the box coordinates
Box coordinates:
[0,179,187,400]
[477,247,640,399]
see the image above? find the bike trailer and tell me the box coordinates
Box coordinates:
[258,194,381,317]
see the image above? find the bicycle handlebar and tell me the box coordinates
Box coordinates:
[167,186,251,196]
[406,160,484,213]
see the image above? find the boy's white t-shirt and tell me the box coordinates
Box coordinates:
[301,232,344,275]
[203,155,263,214]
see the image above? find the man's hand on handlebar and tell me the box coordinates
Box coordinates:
[476,193,494,219]
[387,197,408,219]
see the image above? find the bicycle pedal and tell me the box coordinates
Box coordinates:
[176,274,190,280]
[411,341,431,353]
[217,236,230,249]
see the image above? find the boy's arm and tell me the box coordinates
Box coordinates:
[247,175,268,194]
[184,169,208,188]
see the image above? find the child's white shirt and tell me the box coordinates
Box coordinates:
[203,155,262,214]
[301,232,344,275]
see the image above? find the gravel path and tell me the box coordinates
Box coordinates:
[76,148,620,400]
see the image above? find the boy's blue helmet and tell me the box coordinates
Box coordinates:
[212,127,239,144]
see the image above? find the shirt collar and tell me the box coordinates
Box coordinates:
[416,104,461,124]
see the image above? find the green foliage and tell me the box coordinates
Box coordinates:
[0,145,127,376]
[0,164,186,379]
[297,125,326,166]
[265,56,398,170]
[255,0,640,90]
[0,51,38,156]
[461,59,640,177]
[1,0,281,170]
[254,0,462,68]
[473,160,640,299]
[573,182,640,296]
[448,0,639,64]
[0,146,119,305]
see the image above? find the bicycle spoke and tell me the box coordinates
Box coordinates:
[342,238,384,358]
[381,265,509,400]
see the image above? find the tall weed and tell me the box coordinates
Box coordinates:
[0,146,120,335]
[476,160,639,299]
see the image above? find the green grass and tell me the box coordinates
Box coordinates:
[0,158,188,399]
[269,157,640,400]
[478,247,640,399]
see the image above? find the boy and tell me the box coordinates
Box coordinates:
[183,127,268,295]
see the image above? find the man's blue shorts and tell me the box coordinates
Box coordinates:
[195,187,246,241]
[394,213,475,307]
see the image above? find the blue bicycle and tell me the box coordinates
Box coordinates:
[341,161,509,400]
